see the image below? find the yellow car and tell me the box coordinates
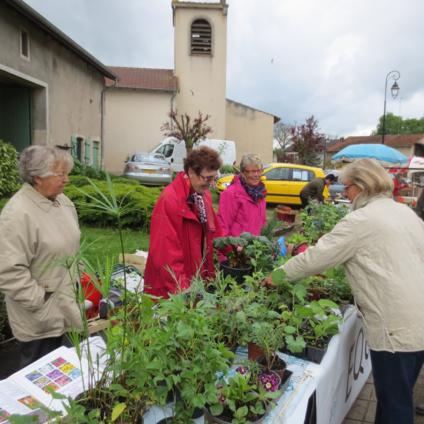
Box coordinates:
[216,163,328,205]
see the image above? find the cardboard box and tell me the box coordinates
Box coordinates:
[118,252,148,274]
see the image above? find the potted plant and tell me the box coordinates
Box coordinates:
[148,293,234,423]
[205,363,282,424]
[248,321,287,381]
[301,299,342,363]
[213,233,277,283]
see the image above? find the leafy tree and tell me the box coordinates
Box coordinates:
[289,116,326,166]
[161,109,212,153]
[373,113,424,135]
[273,122,292,162]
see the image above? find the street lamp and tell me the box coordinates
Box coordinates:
[382,70,400,144]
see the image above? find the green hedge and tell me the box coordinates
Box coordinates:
[0,140,21,198]
[0,293,11,341]
[70,159,107,180]
[64,179,161,229]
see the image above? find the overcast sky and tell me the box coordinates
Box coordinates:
[24,0,424,138]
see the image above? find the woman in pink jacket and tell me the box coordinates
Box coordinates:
[218,154,266,236]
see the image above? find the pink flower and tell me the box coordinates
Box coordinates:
[235,366,248,375]
[259,372,280,392]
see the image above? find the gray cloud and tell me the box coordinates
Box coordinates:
[24,0,424,137]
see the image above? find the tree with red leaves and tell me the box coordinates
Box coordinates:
[289,115,326,166]
[161,110,212,153]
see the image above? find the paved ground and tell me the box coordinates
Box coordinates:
[343,368,424,423]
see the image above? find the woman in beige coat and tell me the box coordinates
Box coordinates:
[0,146,82,368]
[280,159,424,424]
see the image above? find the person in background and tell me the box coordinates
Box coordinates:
[0,146,83,368]
[276,158,424,424]
[144,147,222,299]
[217,154,266,236]
[300,173,336,208]
[392,172,408,197]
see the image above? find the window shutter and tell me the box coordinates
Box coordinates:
[84,139,91,164]
[70,136,77,158]
[92,141,100,169]
[191,19,212,55]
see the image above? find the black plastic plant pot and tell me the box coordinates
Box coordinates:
[220,262,252,284]
[204,407,265,424]
[192,407,204,418]
[306,345,327,364]
[156,418,174,424]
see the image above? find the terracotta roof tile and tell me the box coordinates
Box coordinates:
[105,67,177,92]
[327,134,424,153]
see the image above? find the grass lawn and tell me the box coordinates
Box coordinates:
[80,226,149,265]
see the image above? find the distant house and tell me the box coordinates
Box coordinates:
[326,135,424,162]
[0,0,116,167]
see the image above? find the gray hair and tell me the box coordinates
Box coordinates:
[240,154,263,172]
[340,158,393,206]
[19,145,74,185]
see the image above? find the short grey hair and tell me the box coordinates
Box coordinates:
[340,158,393,205]
[19,145,74,185]
[240,154,263,172]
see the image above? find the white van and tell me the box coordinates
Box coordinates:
[150,137,236,172]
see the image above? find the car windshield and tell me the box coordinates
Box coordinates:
[131,154,165,163]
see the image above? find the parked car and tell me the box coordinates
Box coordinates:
[329,182,346,200]
[216,163,328,205]
[123,152,172,186]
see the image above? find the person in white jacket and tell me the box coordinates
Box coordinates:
[0,146,82,368]
[280,158,424,424]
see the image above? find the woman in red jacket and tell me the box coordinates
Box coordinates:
[144,147,222,298]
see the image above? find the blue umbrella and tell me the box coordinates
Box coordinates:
[331,144,408,166]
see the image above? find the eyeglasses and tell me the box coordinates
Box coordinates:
[243,169,263,175]
[46,172,69,179]
[343,184,355,192]
[199,173,217,183]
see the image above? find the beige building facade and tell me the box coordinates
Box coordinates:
[225,99,275,163]
[0,0,115,167]
[103,68,177,174]
[103,0,277,173]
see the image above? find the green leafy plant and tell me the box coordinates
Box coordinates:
[0,140,21,197]
[64,177,161,229]
[300,202,348,243]
[249,320,286,371]
[70,159,107,180]
[208,363,281,423]
[146,292,234,422]
[214,232,278,273]
[0,292,12,341]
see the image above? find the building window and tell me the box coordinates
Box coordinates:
[20,29,30,60]
[191,19,212,55]
[76,137,84,161]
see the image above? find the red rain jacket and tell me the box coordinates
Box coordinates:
[144,172,221,298]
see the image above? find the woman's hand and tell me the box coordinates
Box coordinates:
[262,274,275,287]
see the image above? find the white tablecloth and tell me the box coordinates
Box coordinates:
[266,306,372,424]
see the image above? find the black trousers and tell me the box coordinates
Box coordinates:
[19,336,66,369]
[370,349,424,424]
[300,193,309,209]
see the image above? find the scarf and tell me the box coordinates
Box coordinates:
[188,192,207,224]
[240,176,266,203]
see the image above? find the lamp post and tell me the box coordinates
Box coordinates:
[382,70,400,144]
